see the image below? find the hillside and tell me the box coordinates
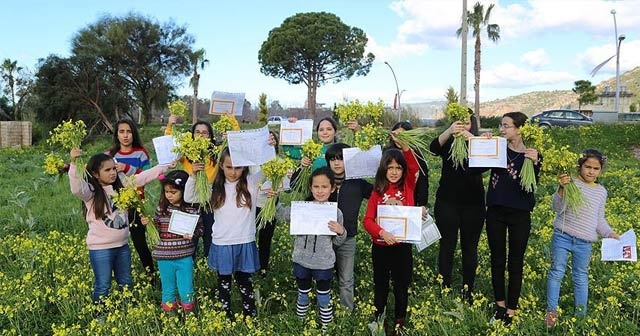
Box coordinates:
[479,66,640,117]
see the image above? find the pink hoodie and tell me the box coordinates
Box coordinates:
[69,163,167,250]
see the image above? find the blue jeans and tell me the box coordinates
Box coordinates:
[158,257,195,304]
[546,230,592,316]
[334,236,356,311]
[89,244,132,303]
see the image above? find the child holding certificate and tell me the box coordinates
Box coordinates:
[545,149,619,328]
[292,166,346,326]
[362,136,419,336]
[149,170,203,316]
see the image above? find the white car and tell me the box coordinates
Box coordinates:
[267,116,284,125]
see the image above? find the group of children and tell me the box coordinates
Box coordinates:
[68,111,619,332]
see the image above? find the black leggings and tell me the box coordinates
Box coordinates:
[485,205,531,310]
[434,199,485,291]
[372,243,413,320]
[217,272,256,318]
[192,210,213,260]
[256,207,276,271]
[129,210,154,274]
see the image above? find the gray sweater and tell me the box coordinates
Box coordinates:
[292,208,346,270]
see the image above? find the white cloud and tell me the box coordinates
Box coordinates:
[482,63,574,88]
[520,48,549,68]
[365,36,428,62]
[575,39,640,76]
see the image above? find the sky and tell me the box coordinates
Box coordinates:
[2,0,640,109]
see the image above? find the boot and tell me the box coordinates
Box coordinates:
[182,301,196,318]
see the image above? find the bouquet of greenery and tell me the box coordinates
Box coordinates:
[168,100,190,120]
[256,156,296,230]
[43,153,65,176]
[212,115,236,162]
[518,121,544,193]
[394,128,434,173]
[542,145,585,211]
[172,131,212,209]
[291,139,323,198]
[336,99,385,146]
[110,176,159,247]
[354,123,388,151]
[446,103,471,169]
[47,119,87,180]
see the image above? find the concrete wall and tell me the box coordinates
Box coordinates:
[0,121,32,148]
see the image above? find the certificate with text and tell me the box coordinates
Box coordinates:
[279,119,313,145]
[152,135,178,165]
[601,229,637,261]
[168,210,200,236]
[468,136,507,168]
[209,91,245,116]
[377,205,422,242]
[343,145,382,179]
[290,201,337,236]
[227,126,276,166]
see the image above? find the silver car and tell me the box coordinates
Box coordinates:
[531,109,593,128]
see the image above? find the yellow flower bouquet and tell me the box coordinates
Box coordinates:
[168,100,190,120]
[518,121,545,193]
[542,145,585,211]
[110,176,159,246]
[172,131,212,208]
[354,123,388,151]
[212,115,237,162]
[257,156,296,230]
[291,139,323,198]
[47,119,87,180]
[446,103,470,169]
[336,100,365,146]
[43,153,65,176]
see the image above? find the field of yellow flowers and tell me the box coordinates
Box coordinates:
[0,124,639,335]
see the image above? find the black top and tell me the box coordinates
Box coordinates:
[486,147,541,211]
[331,178,373,237]
[430,136,485,206]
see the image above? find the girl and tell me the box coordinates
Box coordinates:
[68,149,170,317]
[387,121,430,207]
[284,117,339,170]
[292,166,346,325]
[482,112,541,325]
[255,130,281,274]
[107,119,155,276]
[362,136,419,335]
[185,143,273,318]
[165,114,240,259]
[429,113,485,302]
[149,170,203,316]
[545,149,620,328]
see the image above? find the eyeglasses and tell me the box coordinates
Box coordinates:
[194,130,210,135]
[499,124,516,129]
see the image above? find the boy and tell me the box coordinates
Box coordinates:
[325,143,373,311]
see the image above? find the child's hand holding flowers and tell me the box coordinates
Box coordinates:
[172,132,212,208]
[446,103,471,169]
[518,121,544,192]
[48,120,88,179]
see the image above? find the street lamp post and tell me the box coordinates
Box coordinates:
[384,61,401,122]
[612,9,621,114]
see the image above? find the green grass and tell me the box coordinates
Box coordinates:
[0,124,639,335]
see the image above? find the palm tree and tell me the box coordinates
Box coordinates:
[457,2,500,129]
[188,49,209,123]
[1,59,22,120]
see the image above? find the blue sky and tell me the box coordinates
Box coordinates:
[2,0,639,109]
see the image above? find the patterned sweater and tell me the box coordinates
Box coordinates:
[152,204,203,260]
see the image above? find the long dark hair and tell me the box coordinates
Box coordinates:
[84,153,123,219]
[316,117,338,144]
[109,119,144,156]
[503,111,528,128]
[269,130,280,154]
[374,148,408,195]
[191,121,215,144]
[210,147,251,210]
[158,170,189,215]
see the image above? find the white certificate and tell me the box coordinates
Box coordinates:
[152,135,178,165]
[601,229,637,261]
[377,205,422,242]
[168,210,200,236]
[259,176,291,192]
[343,145,382,179]
[468,136,507,168]
[209,91,245,116]
[279,119,313,145]
[227,126,276,166]
[290,201,337,235]
[415,214,441,252]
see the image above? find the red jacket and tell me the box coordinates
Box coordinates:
[363,149,419,246]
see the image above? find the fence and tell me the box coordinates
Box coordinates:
[0,121,32,148]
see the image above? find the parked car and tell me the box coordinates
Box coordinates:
[531,109,593,128]
[267,116,284,125]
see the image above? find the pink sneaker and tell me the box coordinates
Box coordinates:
[545,311,558,328]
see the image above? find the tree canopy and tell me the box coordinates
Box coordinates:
[573,80,598,111]
[71,13,194,124]
[258,12,374,119]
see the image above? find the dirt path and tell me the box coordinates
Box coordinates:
[633,146,640,160]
